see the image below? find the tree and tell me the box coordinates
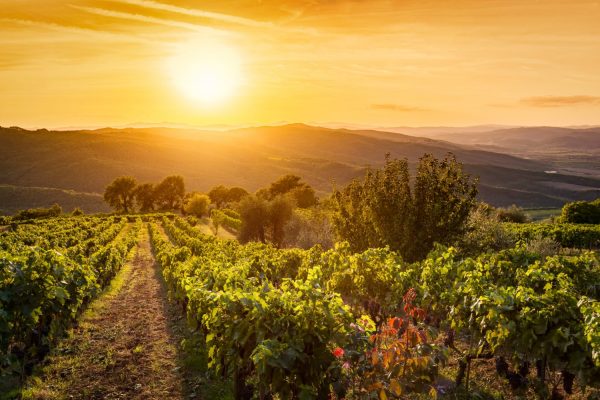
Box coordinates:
[269,175,303,197]
[184,193,211,217]
[238,195,269,244]
[364,156,412,253]
[134,183,155,212]
[289,185,318,208]
[226,187,249,203]
[410,153,478,260]
[268,195,294,248]
[262,175,318,208]
[209,186,250,208]
[103,176,137,213]
[332,179,377,251]
[154,175,185,211]
[332,153,478,261]
[208,185,229,208]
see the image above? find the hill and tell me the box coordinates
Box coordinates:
[421,126,600,152]
[410,126,600,179]
[0,124,599,213]
[0,184,109,214]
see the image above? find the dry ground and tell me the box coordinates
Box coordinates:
[21,228,192,400]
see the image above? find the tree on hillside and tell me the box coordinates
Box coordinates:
[269,175,303,197]
[226,187,249,203]
[265,174,318,208]
[238,195,269,244]
[268,196,294,248]
[209,185,250,208]
[333,153,478,261]
[154,175,185,211]
[410,153,478,260]
[289,185,318,208]
[134,183,155,212]
[184,193,211,217]
[103,176,137,213]
[208,185,229,208]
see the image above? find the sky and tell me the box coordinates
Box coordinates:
[2,0,600,129]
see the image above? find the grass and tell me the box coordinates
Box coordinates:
[12,227,139,400]
[524,208,561,221]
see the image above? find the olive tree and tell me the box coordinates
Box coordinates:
[103,176,137,213]
[154,175,185,211]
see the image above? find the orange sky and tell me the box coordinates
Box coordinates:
[2,0,600,129]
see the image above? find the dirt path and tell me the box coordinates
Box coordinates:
[24,226,189,400]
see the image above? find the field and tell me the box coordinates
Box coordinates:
[1,215,599,400]
[524,208,562,222]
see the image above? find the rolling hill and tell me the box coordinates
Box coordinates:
[405,126,600,179]
[0,124,599,214]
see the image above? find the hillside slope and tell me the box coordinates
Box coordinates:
[411,126,600,179]
[0,185,109,214]
[0,124,598,212]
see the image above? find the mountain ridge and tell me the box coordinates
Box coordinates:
[1,123,598,213]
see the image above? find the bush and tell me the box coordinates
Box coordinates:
[184,193,211,218]
[526,235,561,259]
[72,207,84,216]
[283,208,334,249]
[561,199,600,224]
[14,203,62,220]
[456,204,516,256]
[496,205,529,223]
[504,223,600,249]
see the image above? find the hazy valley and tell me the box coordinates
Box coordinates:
[1,123,599,214]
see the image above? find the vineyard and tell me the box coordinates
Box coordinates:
[0,216,141,381]
[1,215,599,399]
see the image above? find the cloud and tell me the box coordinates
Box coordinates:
[0,18,155,43]
[115,0,273,28]
[71,5,229,35]
[371,103,428,112]
[113,0,317,34]
[521,95,600,107]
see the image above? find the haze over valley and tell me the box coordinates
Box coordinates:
[1,123,599,214]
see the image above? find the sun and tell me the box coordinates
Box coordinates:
[167,38,243,105]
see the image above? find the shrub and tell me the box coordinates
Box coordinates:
[457,204,516,256]
[561,199,600,224]
[184,193,211,218]
[496,205,530,223]
[283,208,334,249]
[14,203,62,220]
[72,207,84,216]
[526,234,561,259]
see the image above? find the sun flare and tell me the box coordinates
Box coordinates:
[167,38,243,105]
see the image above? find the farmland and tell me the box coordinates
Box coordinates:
[1,214,599,399]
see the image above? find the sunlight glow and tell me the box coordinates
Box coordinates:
[167,38,243,105]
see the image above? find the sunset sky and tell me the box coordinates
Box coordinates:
[2,0,600,129]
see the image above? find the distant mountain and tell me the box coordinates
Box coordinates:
[425,126,600,152]
[381,124,515,137]
[0,123,599,213]
[414,126,600,179]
